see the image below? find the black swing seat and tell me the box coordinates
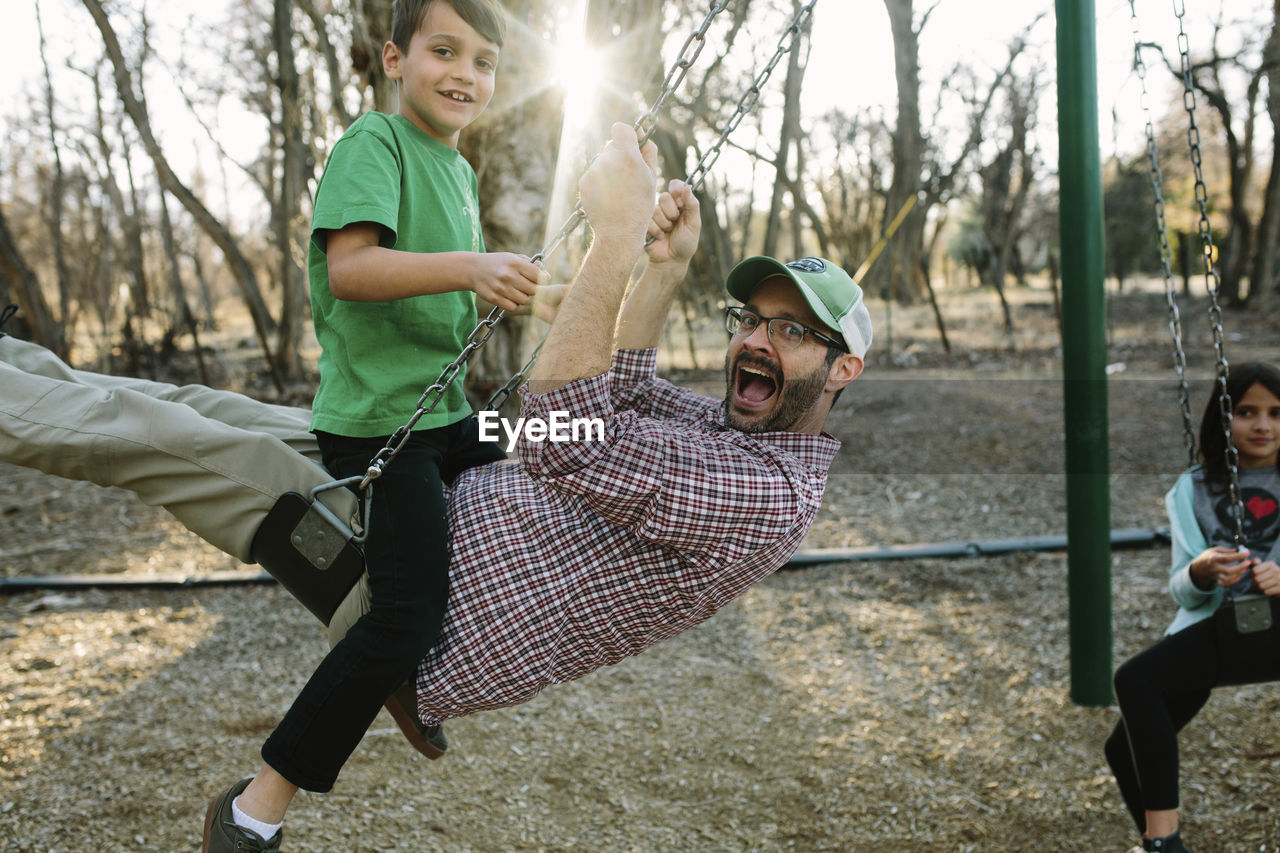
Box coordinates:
[250,491,366,626]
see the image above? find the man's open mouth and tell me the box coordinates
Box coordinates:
[733,360,780,409]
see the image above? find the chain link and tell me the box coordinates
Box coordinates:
[1173,0,1245,546]
[483,338,546,413]
[1129,1,1195,467]
[687,0,817,193]
[357,1,738,490]
[634,1,731,143]
[483,0,820,409]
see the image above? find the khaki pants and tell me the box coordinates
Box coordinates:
[0,336,355,563]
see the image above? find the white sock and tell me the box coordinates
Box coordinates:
[231,795,283,840]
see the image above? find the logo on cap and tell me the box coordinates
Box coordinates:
[786,257,827,274]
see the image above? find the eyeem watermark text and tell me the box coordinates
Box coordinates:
[476,411,605,452]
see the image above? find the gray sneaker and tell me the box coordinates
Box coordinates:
[202,778,283,852]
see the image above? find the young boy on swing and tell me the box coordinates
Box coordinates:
[202,1,546,850]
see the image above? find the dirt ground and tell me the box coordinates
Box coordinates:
[2,282,1279,852]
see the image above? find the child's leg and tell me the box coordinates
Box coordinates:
[1104,719,1147,834]
[1113,608,1280,840]
[257,430,451,792]
[1110,619,1218,827]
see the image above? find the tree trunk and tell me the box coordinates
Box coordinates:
[1176,230,1193,296]
[921,211,950,353]
[35,0,72,330]
[1218,196,1252,305]
[990,268,1016,349]
[157,192,209,385]
[297,0,355,128]
[273,0,309,379]
[84,63,124,342]
[1174,55,1263,305]
[881,0,926,304]
[81,0,283,390]
[0,204,64,355]
[119,123,151,323]
[764,0,809,259]
[976,71,1036,348]
[350,0,397,113]
[1251,0,1280,305]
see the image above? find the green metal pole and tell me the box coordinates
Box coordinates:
[1055,0,1112,706]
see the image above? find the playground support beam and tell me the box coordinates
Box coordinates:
[1056,0,1112,706]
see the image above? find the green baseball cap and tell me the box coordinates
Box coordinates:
[725,256,873,358]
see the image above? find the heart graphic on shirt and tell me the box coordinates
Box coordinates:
[1246,495,1278,520]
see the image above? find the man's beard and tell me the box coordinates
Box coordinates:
[723,351,827,434]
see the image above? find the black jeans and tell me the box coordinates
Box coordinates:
[260,416,505,791]
[1104,598,1280,833]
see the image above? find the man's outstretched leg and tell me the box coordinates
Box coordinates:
[0,341,351,562]
[0,333,325,464]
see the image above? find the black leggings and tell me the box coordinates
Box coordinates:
[1104,599,1280,833]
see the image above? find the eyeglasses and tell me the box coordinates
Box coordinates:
[724,307,847,352]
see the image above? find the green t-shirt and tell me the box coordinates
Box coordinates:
[308,112,484,437]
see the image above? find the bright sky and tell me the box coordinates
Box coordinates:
[0,0,1266,204]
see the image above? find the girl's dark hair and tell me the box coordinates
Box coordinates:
[391,0,506,53]
[1198,361,1280,491]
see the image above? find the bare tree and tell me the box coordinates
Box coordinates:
[157,191,210,384]
[1160,10,1277,304]
[297,0,357,128]
[813,108,889,272]
[975,67,1041,345]
[1252,0,1280,304]
[878,0,929,306]
[81,0,283,389]
[348,0,397,113]
[34,1,72,331]
[875,1,1039,312]
[762,0,811,259]
[0,203,64,355]
[72,60,141,348]
[273,0,311,378]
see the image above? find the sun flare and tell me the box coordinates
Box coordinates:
[550,28,604,129]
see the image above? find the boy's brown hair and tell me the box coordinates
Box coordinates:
[391,0,506,52]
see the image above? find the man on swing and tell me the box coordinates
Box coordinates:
[0,122,868,799]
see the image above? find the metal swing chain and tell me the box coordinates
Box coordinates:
[1129,0,1196,467]
[482,0,820,412]
[526,1,734,270]
[686,0,816,193]
[357,0,732,490]
[1173,0,1245,546]
[635,1,731,145]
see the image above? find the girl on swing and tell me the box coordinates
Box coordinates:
[1105,362,1280,853]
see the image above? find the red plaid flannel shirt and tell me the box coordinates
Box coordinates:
[414,348,840,723]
